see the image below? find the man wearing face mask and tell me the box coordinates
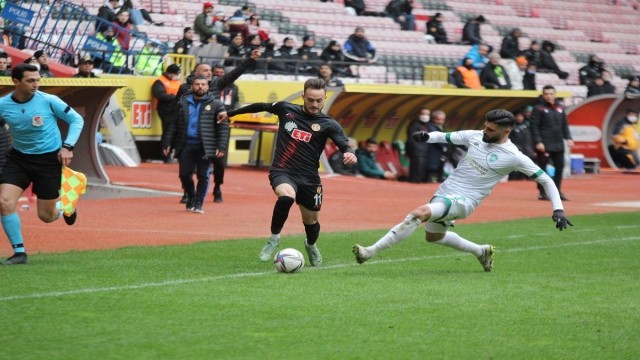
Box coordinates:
[453,57,482,89]
[579,54,606,87]
[406,108,432,183]
[609,109,639,169]
[152,64,182,163]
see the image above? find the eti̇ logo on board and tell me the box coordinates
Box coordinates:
[131,101,152,128]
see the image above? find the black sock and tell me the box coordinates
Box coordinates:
[270,196,294,234]
[304,222,320,245]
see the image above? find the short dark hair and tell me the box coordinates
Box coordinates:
[304,78,326,93]
[485,109,515,128]
[542,85,555,92]
[11,63,39,81]
[192,75,208,82]
[213,65,225,71]
[365,138,378,145]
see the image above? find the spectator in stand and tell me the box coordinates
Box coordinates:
[173,27,195,55]
[277,37,300,74]
[344,0,366,16]
[298,35,321,75]
[405,108,431,183]
[579,54,606,87]
[461,15,485,45]
[504,56,533,90]
[508,111,536,180]
[385,0,415,31]
[499,28,522,59]
[0,53,9,76]
[224,33,247,67]
[587,75,616,98]
[113,9,134,51]
[609,109,639,169]
[425,12,448,44]
[194,2,228,44]
[95,26,129,74]
[329,138,361,176]
[481,53,511,89]
[96,0,119,33]
[152,64,182,163]
[523,61,537,90]
[72,53,99,78]
[225,8,249,41]
[245,34,263,52]
[0,17,26,50]
[318,63,344,87]
[233,5,253,21]
[624,75,640,96]
[121,0,164,26]
[33,50,55,78]
[531,85,573,201]
[453,57,482,89]
[320,40,353,78]
[247,14,269,44]
[601,70,616,92]
[344,0,386,16]
[356,138,397,180]
[523,40,542,67]
[540,40,568,80]
[344,27,378,64]
[257,37,287,74]
[463,43,490,72]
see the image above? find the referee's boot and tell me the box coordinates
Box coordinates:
[4,252,28,265]
[63,210,77,226]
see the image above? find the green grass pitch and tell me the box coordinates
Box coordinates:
[1,212,639,359]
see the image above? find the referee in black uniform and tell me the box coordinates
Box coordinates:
[220,79,357,266]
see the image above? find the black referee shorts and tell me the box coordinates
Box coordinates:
[0,149,62,200]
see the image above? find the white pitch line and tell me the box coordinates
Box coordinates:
[1,236,638,302]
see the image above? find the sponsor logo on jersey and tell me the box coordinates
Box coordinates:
[284,121,298,132]
[291,128,312,142]
[469,158,488,175]
[488,154,498,162]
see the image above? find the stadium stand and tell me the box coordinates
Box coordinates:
[1,0,638,103]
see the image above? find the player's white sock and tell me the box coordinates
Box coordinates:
[369,215,421,255]
[270,234,280,243]
[433,231,483,256]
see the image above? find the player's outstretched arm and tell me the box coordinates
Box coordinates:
[552,209,573,231]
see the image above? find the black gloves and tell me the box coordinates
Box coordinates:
[412,131,430,142]
[552,210,573,231]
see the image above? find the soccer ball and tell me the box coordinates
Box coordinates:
[274,248,305,273]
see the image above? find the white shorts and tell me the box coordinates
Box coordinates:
[424,195,476,233]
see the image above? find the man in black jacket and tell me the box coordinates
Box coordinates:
[462,15,485,45]
[531,85,574,201]
[425,12,448,44]
[499,28,522,59]
[162,76,228,214]
[174,49,259,203]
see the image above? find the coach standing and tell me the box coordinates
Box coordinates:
[531,85,573,201]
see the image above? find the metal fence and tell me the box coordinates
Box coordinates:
[1,0,168,74]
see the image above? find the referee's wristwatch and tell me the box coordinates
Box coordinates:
[62,143,75,151]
